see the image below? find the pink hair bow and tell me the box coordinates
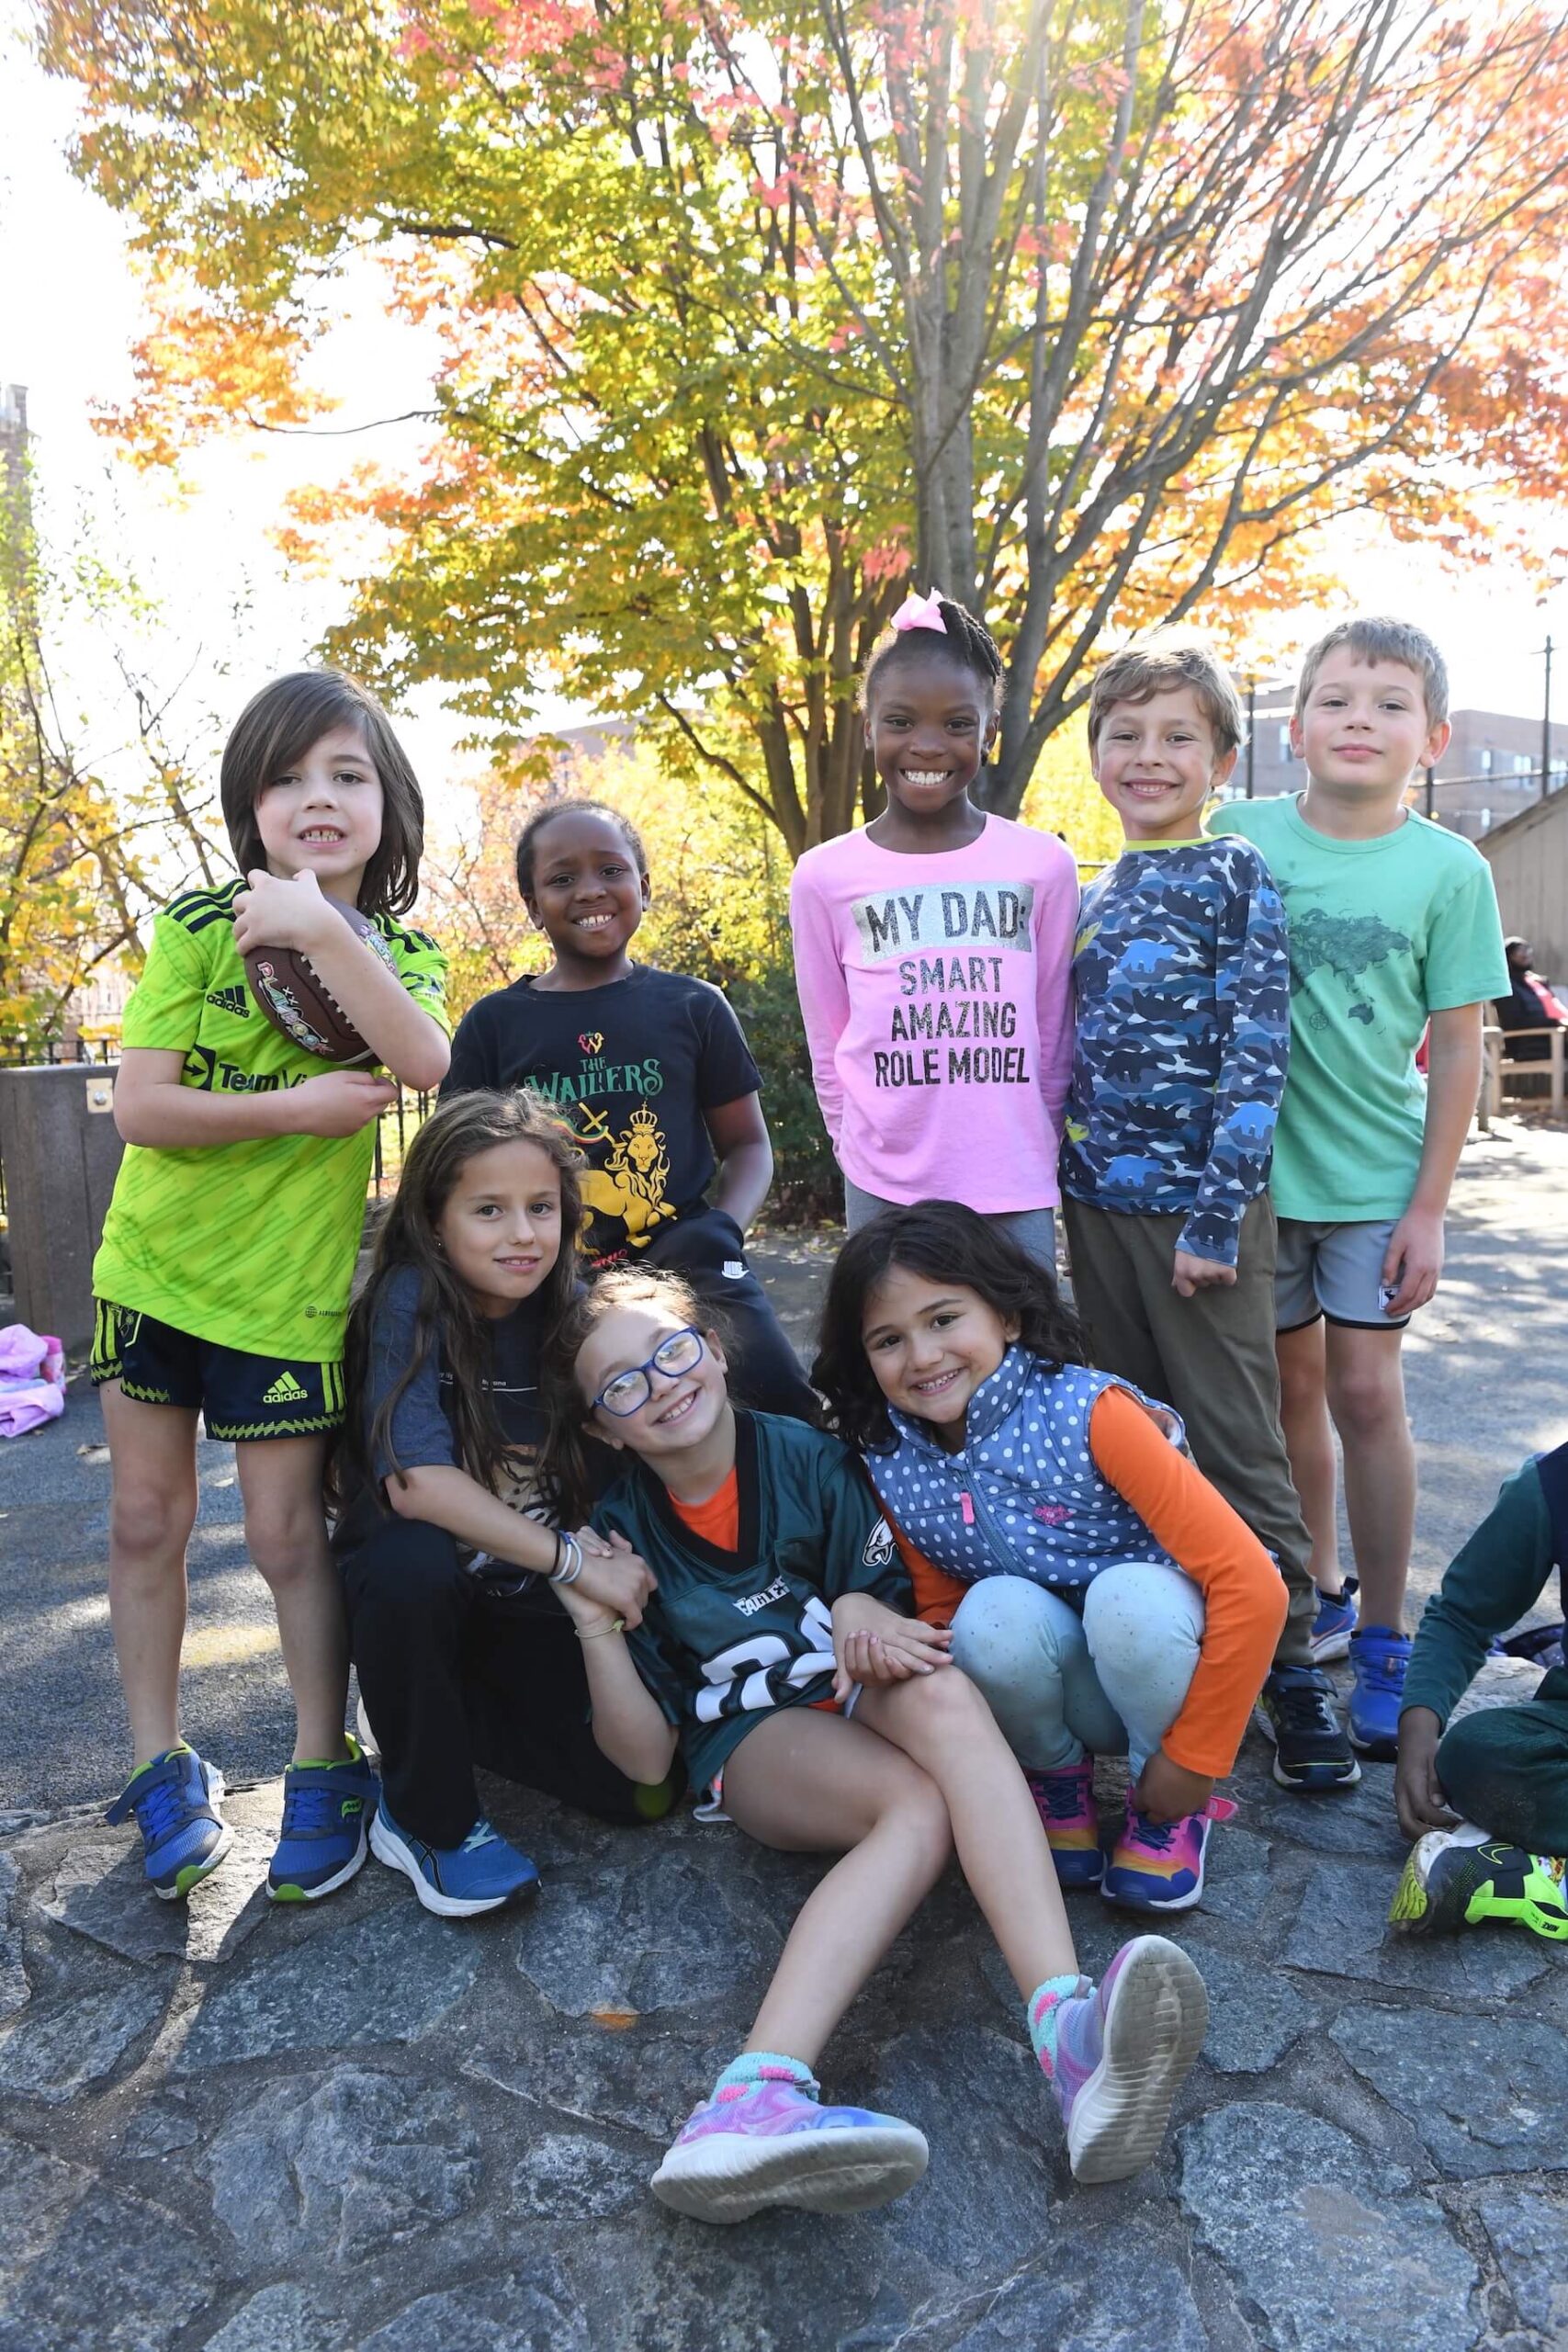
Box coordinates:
[891,588,948,635]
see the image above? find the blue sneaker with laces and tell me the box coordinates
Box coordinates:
[1348,1623,1411,1757]
[369,1802,539,1917]
[268,1734,379,1903]
[1309,1577,1359,1664]
[106,1745,231,1901]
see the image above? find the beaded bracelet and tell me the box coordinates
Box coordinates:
[575,1617,626,1641]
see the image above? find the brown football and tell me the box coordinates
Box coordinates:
[243,895,399,1064]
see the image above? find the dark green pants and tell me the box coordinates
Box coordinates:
[1062,1195,1314,1671]
[1437,1668,1568,1854]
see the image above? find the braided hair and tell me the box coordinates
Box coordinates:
[514,797,649,899]
[861,595,1005,716]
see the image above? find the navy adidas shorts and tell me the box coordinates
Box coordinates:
[90,1300,344,1441]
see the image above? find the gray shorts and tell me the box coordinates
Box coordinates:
[841,1176,1057,1272]
[1274,1216,1412,1332]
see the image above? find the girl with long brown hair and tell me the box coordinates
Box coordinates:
[333,1090,678,1917]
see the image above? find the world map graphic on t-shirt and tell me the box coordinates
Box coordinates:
[1285,908,1414,1031]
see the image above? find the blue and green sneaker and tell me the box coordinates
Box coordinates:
[268,1734,379,1903]
[107,1745,231,1901]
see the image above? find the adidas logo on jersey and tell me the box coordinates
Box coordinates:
[261,1370,310,1405]
[205,986,251,1017]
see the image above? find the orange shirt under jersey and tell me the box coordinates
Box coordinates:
[668,1469,741,1552]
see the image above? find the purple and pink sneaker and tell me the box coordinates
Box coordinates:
[1032,1935,1209,2183]
[1101,1795,1210,1911]
[1026,1758,1104,1891]
[649,2070,929,2222]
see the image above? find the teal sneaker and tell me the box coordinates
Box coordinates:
[107,1745,231,1901]
[268,1735,378,1903]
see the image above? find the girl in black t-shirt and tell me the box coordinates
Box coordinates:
[333,1090,680,1917]
[442,797,818,1420]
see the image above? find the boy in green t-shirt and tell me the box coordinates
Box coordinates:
[1212,617,1507,1758]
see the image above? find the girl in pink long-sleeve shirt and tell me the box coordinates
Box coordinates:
[790,594,1077,1263]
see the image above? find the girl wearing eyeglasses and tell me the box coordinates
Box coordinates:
[539,1266,1208,2224]
[332,1091,681,1920]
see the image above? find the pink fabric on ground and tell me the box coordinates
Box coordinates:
[788,817,1078,1213]
[0,1324,65,1438]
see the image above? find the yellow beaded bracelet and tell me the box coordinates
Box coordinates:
[575,1617,626,1641]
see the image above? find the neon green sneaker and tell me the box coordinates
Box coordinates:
[1389,1833,1568,1941]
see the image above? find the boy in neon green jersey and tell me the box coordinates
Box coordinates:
[95,671,449,1904]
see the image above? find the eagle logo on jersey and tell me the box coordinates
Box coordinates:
[862,1518,897,1568]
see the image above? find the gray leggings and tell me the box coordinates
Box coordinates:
[841,1177,1057,1272]
[948,1565,1206,1779]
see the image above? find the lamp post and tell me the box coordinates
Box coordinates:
[1542,636,1554,800]
[1245,679,1256,797]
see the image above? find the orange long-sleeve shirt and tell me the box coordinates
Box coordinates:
[891,1384,1286,1780]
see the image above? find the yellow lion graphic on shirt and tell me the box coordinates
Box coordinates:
[574,1101,676,1248]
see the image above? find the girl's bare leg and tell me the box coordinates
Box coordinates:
[721,1708,955,2069]
[855,1668,1078,1998]
[101,1385,201,1766]
[234,1436,350,1764]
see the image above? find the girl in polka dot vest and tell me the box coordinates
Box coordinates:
[816,1201,1289,1916]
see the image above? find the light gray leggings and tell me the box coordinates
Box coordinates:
[949,1565,1205,1778]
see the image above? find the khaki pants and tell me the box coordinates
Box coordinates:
[1062,1195,1314,1671]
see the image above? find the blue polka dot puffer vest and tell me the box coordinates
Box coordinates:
[865,1346,1182,1600]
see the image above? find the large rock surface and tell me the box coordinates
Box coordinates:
[5,1144,1568,2351]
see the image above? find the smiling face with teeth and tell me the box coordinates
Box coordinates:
[522,807,651,989]
[254,722,386,901]
[860,1264,1018,1453]
[579,1303,734,1483]
[864,646,998,846]
[1090,685,1237,843]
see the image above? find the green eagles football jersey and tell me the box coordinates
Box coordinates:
[93,878,448,1363]
[594,1411,913,1790]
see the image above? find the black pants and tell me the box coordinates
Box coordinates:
[339,1516,680,1849]
[645,1206,819,1422]
[1437,1666,1568,1854]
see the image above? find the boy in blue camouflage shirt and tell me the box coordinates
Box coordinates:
[1062,631,1356,1791]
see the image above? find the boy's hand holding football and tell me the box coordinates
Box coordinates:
[288,1072,398,1137]
[232,865,343,958]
